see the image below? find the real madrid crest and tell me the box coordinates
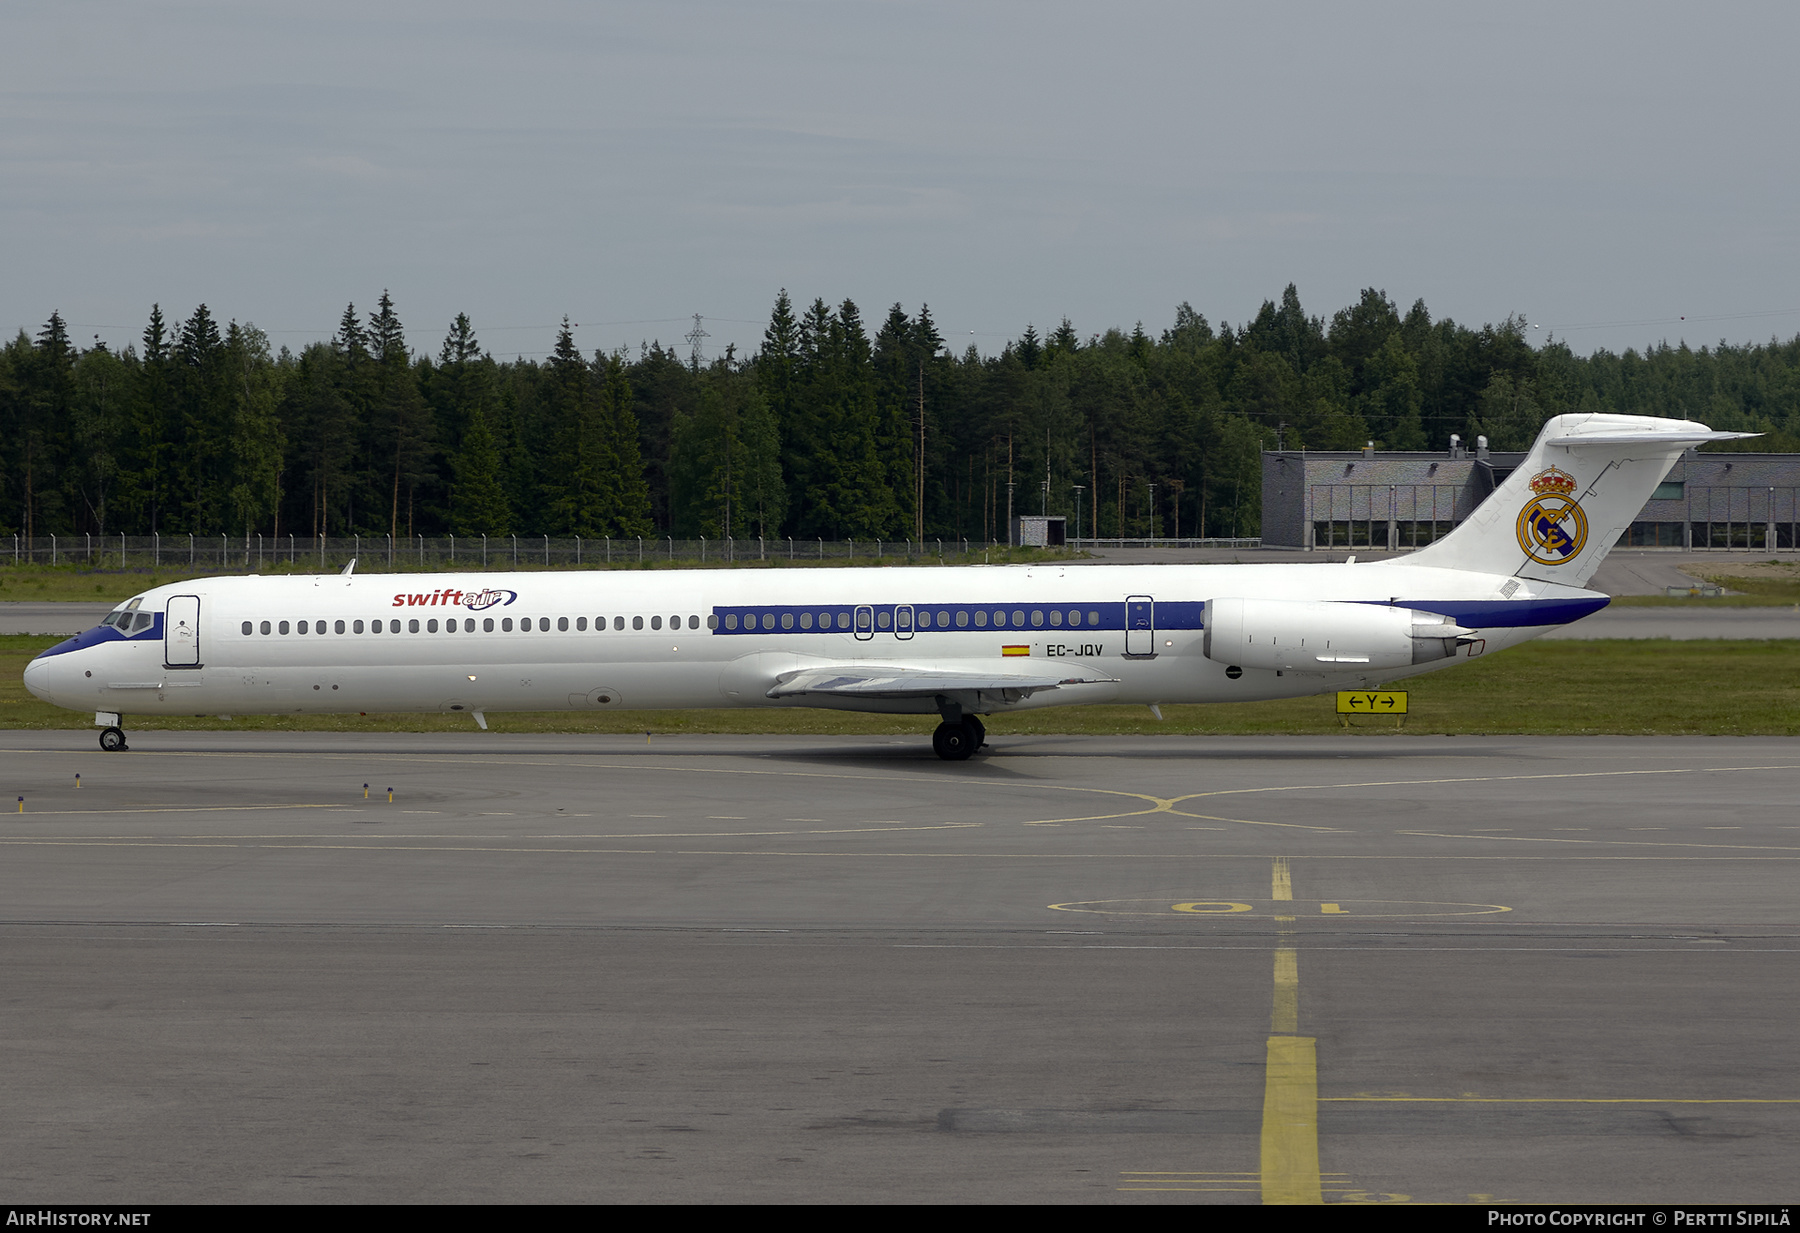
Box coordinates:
[1516,467,1588,564]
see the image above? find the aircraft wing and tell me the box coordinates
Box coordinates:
[766,664,1119,702]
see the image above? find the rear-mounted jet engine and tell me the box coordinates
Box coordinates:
[1202,597,1474,673]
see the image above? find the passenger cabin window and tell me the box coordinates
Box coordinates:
[242,621,252,635]
[633,616,643,630]
[614,616,624,630]
[651,615,662,630]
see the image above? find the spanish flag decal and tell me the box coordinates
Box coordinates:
[1002,645,1030,657]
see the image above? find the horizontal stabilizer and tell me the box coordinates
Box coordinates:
[1543,430,1758,448]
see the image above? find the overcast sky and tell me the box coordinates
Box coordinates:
[5,1,1797,362]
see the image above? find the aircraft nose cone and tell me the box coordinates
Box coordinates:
[22,653,55,703]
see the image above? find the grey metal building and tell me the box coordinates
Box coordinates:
[1262,440,1800,551]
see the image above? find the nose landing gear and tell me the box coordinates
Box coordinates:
[99,726,128,753]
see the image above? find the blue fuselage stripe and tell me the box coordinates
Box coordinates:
[709,600,1210,635]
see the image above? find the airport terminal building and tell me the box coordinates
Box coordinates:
[1262,440,1800,551]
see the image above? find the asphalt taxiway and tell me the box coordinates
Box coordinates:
[1,731,1796,1203]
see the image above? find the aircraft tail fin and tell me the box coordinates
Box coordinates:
[1403,414,1754,587]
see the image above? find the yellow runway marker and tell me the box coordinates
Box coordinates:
[1273,855,1295,921]
[1272,948,1299,1034]
[1261,1034,1322,1205]
[1260,854,1322,1204]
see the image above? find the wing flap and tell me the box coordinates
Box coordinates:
[767,664,1118,701]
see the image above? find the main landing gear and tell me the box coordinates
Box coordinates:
[931,715,987,762]
[99,726,128,753]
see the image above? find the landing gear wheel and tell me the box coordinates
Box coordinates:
[99,726,128,753]
[966,715,987,749]
[932,721,977,761]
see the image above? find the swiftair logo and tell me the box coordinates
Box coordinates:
[390,588,519,609]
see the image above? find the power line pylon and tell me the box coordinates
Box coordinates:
[685,314,709,370]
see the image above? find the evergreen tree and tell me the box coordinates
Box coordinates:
[451,404,510,536]
[543,319,608,536]
[222,321,284,536]
[368,293,433,539]
[598,350,653,536]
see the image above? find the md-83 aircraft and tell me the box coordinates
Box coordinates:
[24,413,1745,759]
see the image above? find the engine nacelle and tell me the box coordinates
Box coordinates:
[1202,597,1472,673]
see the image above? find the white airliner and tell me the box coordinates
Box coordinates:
[24,413,1744,759]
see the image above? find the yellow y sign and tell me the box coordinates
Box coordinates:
[1335,690,1408,715]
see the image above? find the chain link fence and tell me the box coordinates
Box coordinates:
[7,533,1076,572]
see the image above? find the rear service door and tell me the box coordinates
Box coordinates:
[165,595,202,667]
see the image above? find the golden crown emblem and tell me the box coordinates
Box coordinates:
[1528,467,1577,496]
